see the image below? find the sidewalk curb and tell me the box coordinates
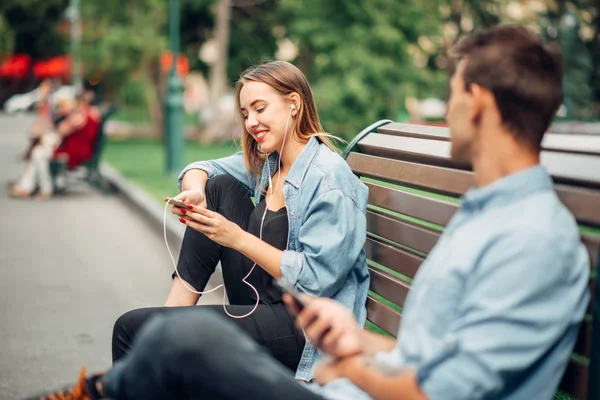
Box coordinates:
[100,162,186,248]
[99,162,227,303]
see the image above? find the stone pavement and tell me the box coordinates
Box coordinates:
[0,114,222,399]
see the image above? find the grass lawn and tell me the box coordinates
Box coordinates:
[103,137,239,202]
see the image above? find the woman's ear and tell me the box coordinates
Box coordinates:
[288,93,301,116]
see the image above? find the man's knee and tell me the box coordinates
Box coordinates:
[149,309,244,360]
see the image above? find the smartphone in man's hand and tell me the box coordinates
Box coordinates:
[274,279,307,312]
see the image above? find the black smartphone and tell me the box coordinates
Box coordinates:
[274,279,307,312]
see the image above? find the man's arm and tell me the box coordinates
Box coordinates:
[315,356,427,400]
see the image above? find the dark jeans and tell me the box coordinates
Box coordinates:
[103,309,326,400]
[112,175,305,371]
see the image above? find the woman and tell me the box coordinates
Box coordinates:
[112,61,369,381]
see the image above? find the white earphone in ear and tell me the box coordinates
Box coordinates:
[290,104,296,110]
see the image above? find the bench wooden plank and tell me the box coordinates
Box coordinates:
[350,154,600,226]
[574,319,593,358]
[364,237,424,280]
[359,133,600,186]
[366,296,401,337]
[368,266,411,308]
[367,210,440,255]
[556,186,600,227]
[348,152,473,196]
[377,122,600,156]
[583,235,600,268]
[365,182,458,227]
[559,360,589,400]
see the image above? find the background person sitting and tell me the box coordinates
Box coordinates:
[9,93,100,199]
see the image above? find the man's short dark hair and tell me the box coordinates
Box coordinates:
[450,25,564,152]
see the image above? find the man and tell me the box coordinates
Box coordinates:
[29,25,589,400]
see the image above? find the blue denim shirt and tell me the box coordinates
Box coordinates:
[178,137,370,381]
[316,165,590,400]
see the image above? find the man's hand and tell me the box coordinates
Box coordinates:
[284,295,364,358]
[314,355,364,385]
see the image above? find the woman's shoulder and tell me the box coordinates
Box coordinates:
[306,144,367,202]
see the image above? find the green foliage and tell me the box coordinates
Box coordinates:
[0,14,15,57]
[103,138,238,201]
[279,0,448,139]
[0,0,68,60]
[80,0,167,98]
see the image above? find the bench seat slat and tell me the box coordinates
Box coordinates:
[365,182,458,227]
[364,237,424,280]
[366,296,401,337]
[367,210,440,255]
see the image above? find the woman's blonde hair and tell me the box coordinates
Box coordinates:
[234,61,338,179]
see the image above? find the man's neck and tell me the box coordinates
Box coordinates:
[471,133,540,188]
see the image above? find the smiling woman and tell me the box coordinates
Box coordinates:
[110,61,371,382]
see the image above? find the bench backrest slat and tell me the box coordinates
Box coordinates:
[365,182,458,227]
[367,211,440,255]
[364,237,424,279]
[346,121,600,400]
[347,152,473,196]
[378,122,600,156]
[366,296,402,336]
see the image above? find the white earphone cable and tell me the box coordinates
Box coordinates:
[163,106,294,318]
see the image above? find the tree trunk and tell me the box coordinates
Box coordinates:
[203,0,232,143]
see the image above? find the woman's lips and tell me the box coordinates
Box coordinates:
[255,130,267,143]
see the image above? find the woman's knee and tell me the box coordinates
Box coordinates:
[113,308,155,344]
[204,174,241,197]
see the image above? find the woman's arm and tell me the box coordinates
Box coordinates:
[178,152,253,192]
[234,231,284,278]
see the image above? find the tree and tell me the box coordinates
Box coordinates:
[279,0,447,139]
[79,0,168,131]
[0,0,68,61]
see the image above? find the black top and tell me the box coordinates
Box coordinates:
[239,199,289,304]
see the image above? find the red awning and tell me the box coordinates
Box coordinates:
[0,54,31,78]
[33,56,71,78]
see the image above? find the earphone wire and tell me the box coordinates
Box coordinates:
[163,106,294,319]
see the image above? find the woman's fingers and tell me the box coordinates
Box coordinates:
[188,205,218,218]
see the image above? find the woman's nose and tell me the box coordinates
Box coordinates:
[246,113,258,130]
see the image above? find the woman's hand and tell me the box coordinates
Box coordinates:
[169,189,207,216]
[180,206,245,249]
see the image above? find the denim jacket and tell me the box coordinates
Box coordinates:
[177,137,370,381]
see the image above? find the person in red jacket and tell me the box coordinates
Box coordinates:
[9,94,100,199]
[53,95,101,170]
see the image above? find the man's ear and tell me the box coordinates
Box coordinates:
[469,83,485,124]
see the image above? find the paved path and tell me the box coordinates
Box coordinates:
[0,114,220,399]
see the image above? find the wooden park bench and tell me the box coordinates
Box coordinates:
[342,120,600,400]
